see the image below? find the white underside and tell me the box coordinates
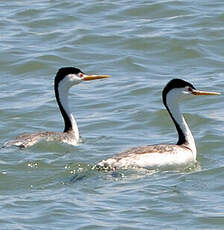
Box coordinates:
[98,148,196,170]
[97,88,197,170]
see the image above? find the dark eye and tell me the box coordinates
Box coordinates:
[188,87,193,92]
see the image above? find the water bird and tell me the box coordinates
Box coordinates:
[96,79,220,170]
[4,67,110,148]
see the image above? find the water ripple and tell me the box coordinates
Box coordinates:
[0,0,224,229]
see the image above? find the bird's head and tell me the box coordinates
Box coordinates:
[163,78,220,105]
[55,67,110,90]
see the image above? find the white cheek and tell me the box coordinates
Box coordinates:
[167,88,191,102]
[182,90,190,95]
[69,76,78,82]
[67,74,82,85]
[168,88,183,98]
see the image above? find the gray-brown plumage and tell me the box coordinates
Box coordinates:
[96,79,220,170]
[3,130,76,148]
[3,67,110,148]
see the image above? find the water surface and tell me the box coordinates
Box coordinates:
[0,1,224,229]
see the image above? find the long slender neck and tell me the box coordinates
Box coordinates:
[54,81,79,140]
[165,93,196,157]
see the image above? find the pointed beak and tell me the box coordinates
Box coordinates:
[82,74,110,81]
[192,89,221,96]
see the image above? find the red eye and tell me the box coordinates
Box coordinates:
[188,87,193,92]
[79,73,83,78]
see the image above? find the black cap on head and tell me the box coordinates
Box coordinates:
[163,78,196,98]
[55,67,84,82]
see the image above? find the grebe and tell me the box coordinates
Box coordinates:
[96,79,220,170]
[4,67,110,148]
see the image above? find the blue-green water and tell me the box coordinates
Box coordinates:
[0,1,224,229]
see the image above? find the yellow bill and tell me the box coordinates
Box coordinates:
[83,74,110,81]
[192,90,221,96]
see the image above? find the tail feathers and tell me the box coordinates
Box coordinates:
[3,139,26,148]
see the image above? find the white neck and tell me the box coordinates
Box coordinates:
[166,91,197,159]
[57,81,80,141]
